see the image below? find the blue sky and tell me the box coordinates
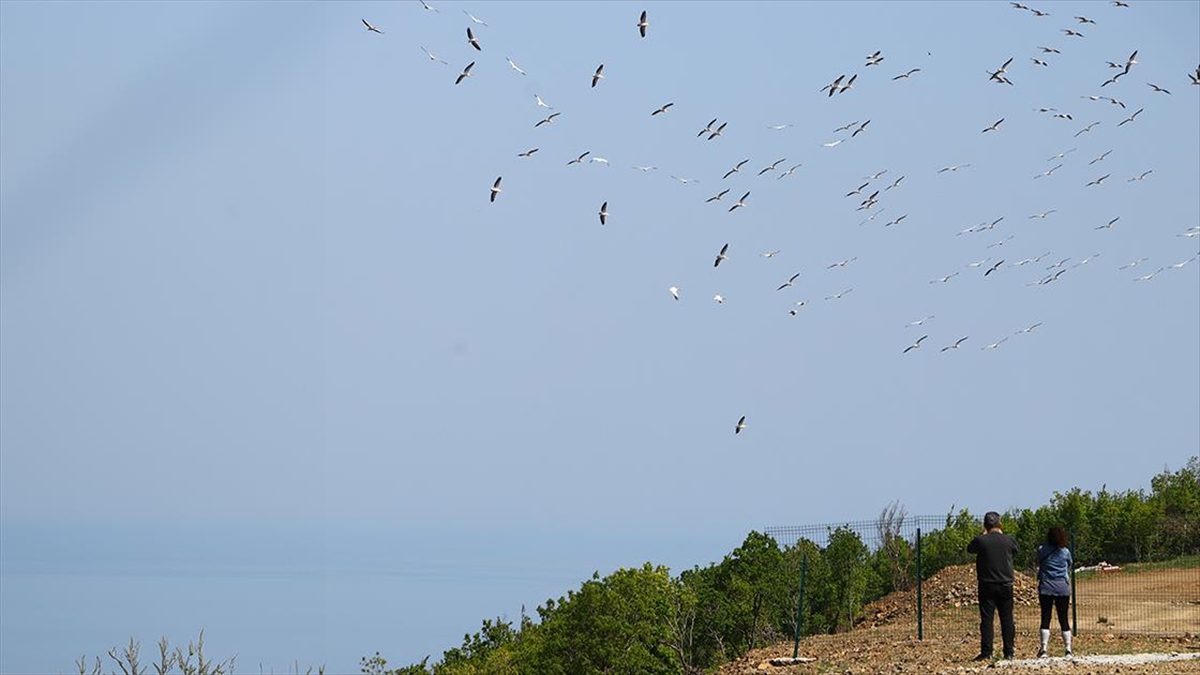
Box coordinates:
[2,1,1198,672]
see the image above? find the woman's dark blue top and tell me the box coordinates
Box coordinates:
[1036,544,1073,596]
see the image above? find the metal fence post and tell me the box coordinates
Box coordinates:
[916,526,924,641]
[1070,532,1078,634]
[792,554,808,659]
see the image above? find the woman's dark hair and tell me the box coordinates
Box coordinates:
[1046,526,1068,548]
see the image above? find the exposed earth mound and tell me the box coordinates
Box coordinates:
[857,563,1039,629]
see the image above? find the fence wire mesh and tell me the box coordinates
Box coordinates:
[765,510,1199,642]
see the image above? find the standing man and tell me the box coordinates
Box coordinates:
[967,511,1019,661]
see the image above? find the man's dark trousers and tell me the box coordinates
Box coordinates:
[978,582,1015,657]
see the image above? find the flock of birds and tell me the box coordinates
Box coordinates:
[365,2,1198,436]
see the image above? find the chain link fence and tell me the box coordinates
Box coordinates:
[764,509,1199,650]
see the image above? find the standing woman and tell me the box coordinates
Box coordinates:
[1036,526,1074,658]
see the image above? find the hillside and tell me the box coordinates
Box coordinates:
[719,566,1200,675]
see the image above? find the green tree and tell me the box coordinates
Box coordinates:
[517,564,682,675]
[822,527,875,632]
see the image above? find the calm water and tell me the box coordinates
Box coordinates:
[0,522,736,675]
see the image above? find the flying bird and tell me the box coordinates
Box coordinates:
[1117,108,1143,126]
[776,273,801,291]
[777,164,801,180]
[1128,170,1153,182]
[535,94,553,109]
[1074,121,1101,137]
[984,259,1006,276]
[467,27,481,51]
[637,10,649,38]
[1147,83,1172,95]
[865,50,884,66]
[566,151,591,166]
[1075,15,1096,24]
[941,337,969,352]
[903,335,929,354]
[506,57,526,75]
[1089,149,1112,165]
[706,122,727,140]
[1034,164,1063,179]
[517,148,539,158]
[591,64,605,88]
[713,294,725,304]
[982,338,1009,350]
[534,112,561,127]
[455,61,475,85]
[893,68,921,80]
[734,416,747,434]
[361,18,384,34]
[988,57,1014,83]
[757,158,786,176]
[981,118,1005,133]
[418,0,438,11]
[761,250,781,258]
[489,176,502,202]
[463,10,488,26]
[706,189,730,203]
[1085,174,1111,187]
[1118,258,1150,270]
[668,286,680,300]
[851,120,871,137]
[723,159,749,180]
[728,191,750,212]
[907,315,935,327]
[713,243,730,268]
[651,102,674,116]
[598,201,608,225]
[420,46,448,64]
[938,164,971,173]
[1062,28,1085,37]
[825,288,853,301]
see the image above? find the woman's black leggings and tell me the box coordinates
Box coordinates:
[1039,594,1070,631]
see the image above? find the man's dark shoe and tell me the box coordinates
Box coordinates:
[972,654,992,662]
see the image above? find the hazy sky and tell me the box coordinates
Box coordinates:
[2,0,1198,671]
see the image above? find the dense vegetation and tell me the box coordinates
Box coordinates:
[364,457,1199,675]
[71,459,1198,675]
